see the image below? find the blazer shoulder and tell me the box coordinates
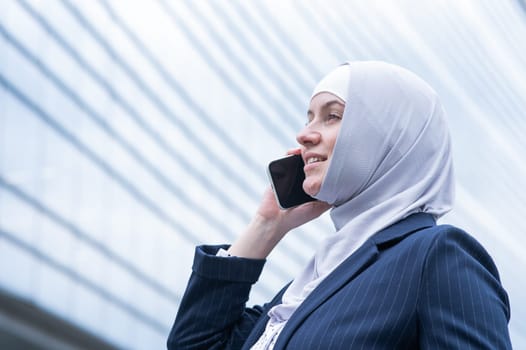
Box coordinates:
[401,223,500,271]
[409,223,480,250]
[415,224,512,348]
[420,223,487,250]
[414,223,503,282]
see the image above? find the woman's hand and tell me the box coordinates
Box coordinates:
[227,149,331,259]
[256,186,330,236]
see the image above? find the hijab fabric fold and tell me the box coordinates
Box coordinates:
[254,61,455,349]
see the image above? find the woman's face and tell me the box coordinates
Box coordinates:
[297,92,345,196]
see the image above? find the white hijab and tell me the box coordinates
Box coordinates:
[266,61,455,325]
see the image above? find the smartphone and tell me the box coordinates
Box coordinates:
[267,154,316,209]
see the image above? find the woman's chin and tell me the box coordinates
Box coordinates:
[303,180,320,197]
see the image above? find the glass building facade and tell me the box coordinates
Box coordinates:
[1,0,525,348]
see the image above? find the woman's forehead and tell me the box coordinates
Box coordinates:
[311,64,351,103]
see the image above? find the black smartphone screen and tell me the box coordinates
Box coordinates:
[267,154,316,209]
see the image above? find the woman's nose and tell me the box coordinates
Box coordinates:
[296,125,321,146]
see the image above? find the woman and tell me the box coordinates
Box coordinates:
[167,61,512,349]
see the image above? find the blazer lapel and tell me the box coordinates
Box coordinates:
[273,212,436,349]
[273,240,379,349]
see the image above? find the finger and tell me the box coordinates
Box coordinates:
[286,148,302,156]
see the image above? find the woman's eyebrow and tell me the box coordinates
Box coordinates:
[323,100,345,109]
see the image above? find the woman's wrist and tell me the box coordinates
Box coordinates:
[227,214,286,259]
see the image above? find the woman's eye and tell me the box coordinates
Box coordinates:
[327,113,342,121]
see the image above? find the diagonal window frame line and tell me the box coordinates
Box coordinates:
[0,175,181,304]
[431,2,526,141]
[98,0,301,168]
[151,0,298,145]
[0,22,254,228]
[14,0,262,204]
[0,74,258,291]
[204,1,315,97]
[0,24,314,270]
[241,1,324,80]
[292,3,351,61]
[57,0,288,182]
[165,0,306,127]
[4,0,331,283]
[0,73,290,293]
[0,26,318,280]
[0,227,171,335]
[92,0,329,249]
[150,0,332,243]
[19,0,326,253]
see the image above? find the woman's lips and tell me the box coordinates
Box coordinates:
[304,158,325,172]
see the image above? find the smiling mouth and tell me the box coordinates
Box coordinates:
[306,157,325,164]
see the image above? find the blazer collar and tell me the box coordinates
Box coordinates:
[371,212,436,247]
[273,212,435,349]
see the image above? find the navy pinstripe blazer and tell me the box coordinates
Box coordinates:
[168,213,512,349]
